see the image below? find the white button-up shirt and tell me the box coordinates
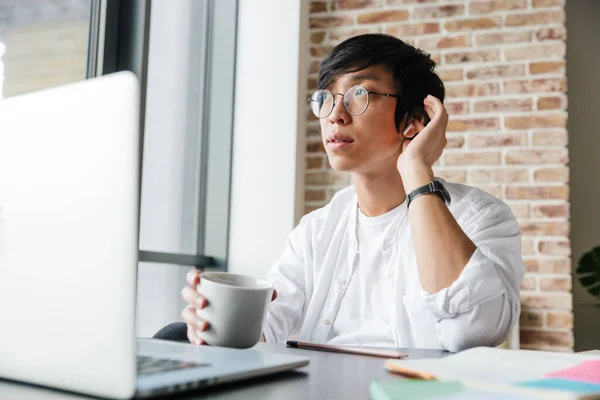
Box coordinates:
[262,180,525,352]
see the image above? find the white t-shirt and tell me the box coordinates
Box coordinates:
[327,204,403,346]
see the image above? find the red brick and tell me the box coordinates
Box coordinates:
[444,151,501,166]
[532,203,569,218]
[538,240,571,256]
[306,156,324,170]
[547,312,573,329]
[521,274,537,290]
[444,17,501,32]
[310,61,320,74]
[506,203,529,218]
[473,98,533,113]
[445,101,469,115]
[388,0,438,3]
[522,238,535,255]
[503,78,566,94]
[520,310,544,328]
[444,49,500,64]
[505,148,568,164]
[448,118,500,132]
[532,130,567,146]
[329,28,373,43]
[331,0,380,10]
[530,61,566,75]
[521,293,572,310]
[305,171,349,186]
[433,169,467,183]
[465,64,525,80]
[475,31,532,46]
[306,141,325,154]
[469,0,527,14]
[505,114,567,130]
[506,10,565,27]
[536,26,567,41]
[418,35,471,50]
[311,46,334,57]
[538,95,566,110]
[305,189,326,202]
[445,135,465,148]
[467,133,528,148]
[524,258,571,273]
[533,167,569,183]
[506,186,569,200]
[520,330,573,348]
[504,43,566,61]
[385,22,440,37]
[446,82,500,98]
[357,10,408,24]
[413,5,465,19]
[540,276,572,292]
[310,32,326,45]
[436,68,463,82]
[310,1,327,13]
[310,15,354,29]
[533,0,564,7]
[469,168,528,183]
[519,221,569,236]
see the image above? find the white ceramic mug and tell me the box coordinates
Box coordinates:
[196,272,274,349]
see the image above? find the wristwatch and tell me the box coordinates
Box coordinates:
[407,180,451,208]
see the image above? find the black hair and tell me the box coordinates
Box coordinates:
[317,33,445,131]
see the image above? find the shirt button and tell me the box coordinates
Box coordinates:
[323,319,330,325]
[339,279,346,285]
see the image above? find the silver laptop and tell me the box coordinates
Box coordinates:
[0,72,308,399]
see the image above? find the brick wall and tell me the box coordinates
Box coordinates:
[305,0,571,351]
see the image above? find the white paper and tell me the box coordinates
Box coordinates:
[386,347,600,385]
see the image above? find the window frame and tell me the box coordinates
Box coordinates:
[87,0,237,270]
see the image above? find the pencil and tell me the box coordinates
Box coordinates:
[383,360,437,380]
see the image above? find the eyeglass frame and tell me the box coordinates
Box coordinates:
[308,85,400,119]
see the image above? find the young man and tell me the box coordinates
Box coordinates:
[181,34,525,352]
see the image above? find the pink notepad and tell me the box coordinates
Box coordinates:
[546,360,600,384]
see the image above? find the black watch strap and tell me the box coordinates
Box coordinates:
[407,180,451,208]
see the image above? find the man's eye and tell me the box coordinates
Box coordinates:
[355,88,366,96]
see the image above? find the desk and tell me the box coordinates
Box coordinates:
[0,343,448,399]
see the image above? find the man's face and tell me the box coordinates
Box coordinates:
[319,65,403,174]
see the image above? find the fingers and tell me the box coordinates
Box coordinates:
[181,305,210,345]
[424,95,448,122]
[181,284,208,308]
[186,269,201,286]
[187,324,205,346]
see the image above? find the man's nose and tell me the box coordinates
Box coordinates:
[328,93,350,124]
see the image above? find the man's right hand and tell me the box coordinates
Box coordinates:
[180,269,277,345]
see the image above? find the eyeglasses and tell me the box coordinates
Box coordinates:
[308,85,399,119]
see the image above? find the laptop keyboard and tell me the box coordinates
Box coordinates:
[137,355,210,375]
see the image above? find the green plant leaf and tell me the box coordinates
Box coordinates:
[576,246,600,300]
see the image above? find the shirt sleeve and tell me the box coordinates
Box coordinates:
[262,215,310,343]
[403,199,526,352]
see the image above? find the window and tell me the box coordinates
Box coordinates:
[87,0,238,335]
[0,0,237,336]
[0,0,90,97]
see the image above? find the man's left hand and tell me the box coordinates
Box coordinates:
[397,95,449,193]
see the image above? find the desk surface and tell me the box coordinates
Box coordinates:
[0,343,448,399]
